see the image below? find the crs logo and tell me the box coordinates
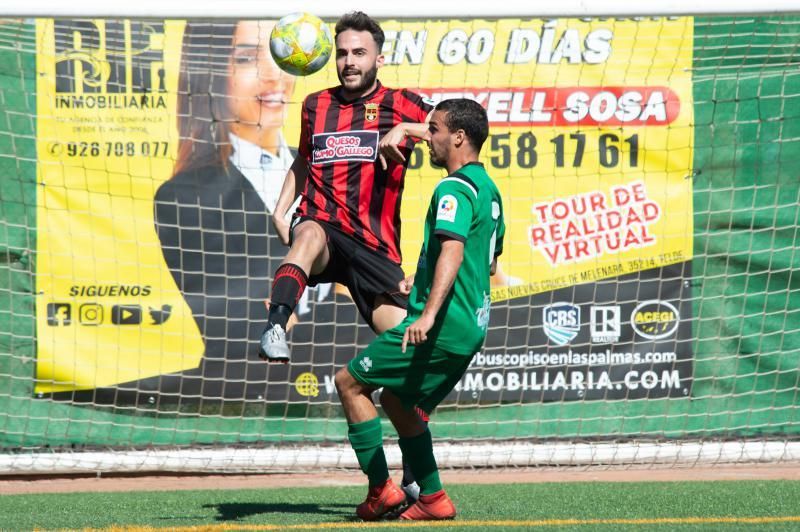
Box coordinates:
[631,300,679,340]
[542,303,581,345]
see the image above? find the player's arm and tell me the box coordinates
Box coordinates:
[402,237,464,352]
[379,121,430,169]
[379,90,434,168]
[272,155,309,245]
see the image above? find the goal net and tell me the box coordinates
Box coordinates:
[1,5,799,474]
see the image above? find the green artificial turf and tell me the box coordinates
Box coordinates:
[1,480,799,531]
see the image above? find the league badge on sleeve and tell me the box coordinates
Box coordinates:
[437,195,458,222]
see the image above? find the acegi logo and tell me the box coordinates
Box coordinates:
[631,300,679,340]
[543,303,580,345]
[311,130,378,164]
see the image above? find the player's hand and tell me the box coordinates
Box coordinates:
[378,125,407,170]
[402,314,435,353]
[272,214,291,246]
[398,274,415,296]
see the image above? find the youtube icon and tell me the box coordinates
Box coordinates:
[111,305,142,325]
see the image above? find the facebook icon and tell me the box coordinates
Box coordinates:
[46,303,72,326]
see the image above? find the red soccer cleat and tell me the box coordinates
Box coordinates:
[356,478,407,521]
[399,489,456,520]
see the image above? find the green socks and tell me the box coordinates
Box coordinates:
[398,428,443,495]
[348,419,443,494]
[347,417,389,487]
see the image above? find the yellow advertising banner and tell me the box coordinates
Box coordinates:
[35,17,693,395]
[35,20,204,393]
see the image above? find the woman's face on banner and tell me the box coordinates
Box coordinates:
[228,21,295,139]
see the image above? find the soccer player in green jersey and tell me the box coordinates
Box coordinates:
[335,98,505,521]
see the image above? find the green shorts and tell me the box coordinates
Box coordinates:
[348,321,474,414]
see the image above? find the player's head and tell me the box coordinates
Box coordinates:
[426,98,489,167]
[174,21,295,175]
[334,11,385,98]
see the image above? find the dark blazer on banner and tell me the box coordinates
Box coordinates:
[152,162,286,398]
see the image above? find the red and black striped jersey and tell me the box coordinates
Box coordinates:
[296,81,432,265]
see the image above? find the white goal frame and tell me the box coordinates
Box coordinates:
[3,441,800,475]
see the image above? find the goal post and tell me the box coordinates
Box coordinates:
[1,3,800,474]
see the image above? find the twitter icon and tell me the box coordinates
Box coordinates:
[148,305,172,325]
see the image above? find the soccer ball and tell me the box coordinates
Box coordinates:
[270,12,333,76]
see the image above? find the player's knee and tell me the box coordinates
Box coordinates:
[293,222,326,249]
[334,366,357,397]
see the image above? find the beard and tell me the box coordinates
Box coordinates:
[429,148,445,168]
[337,63,379,96]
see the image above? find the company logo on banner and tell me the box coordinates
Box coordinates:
[543,303,581,345]
[294,372,320,398]
[631,300,680,340]
[52,21,167,108]
[591,305,621,343]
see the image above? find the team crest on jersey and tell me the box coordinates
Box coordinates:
[312,130,379,165]
[364,103,379,122]
[437,195,458,222]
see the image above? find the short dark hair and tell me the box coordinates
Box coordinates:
[335,11,385,52]
[435,99,489,152]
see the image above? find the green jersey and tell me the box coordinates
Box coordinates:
[407,162,505,355]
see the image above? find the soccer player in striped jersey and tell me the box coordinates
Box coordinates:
[336,98,504,521]
[259,11,432,500]
[260,11,431,358]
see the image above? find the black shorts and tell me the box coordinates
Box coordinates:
[291,217,407,329]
